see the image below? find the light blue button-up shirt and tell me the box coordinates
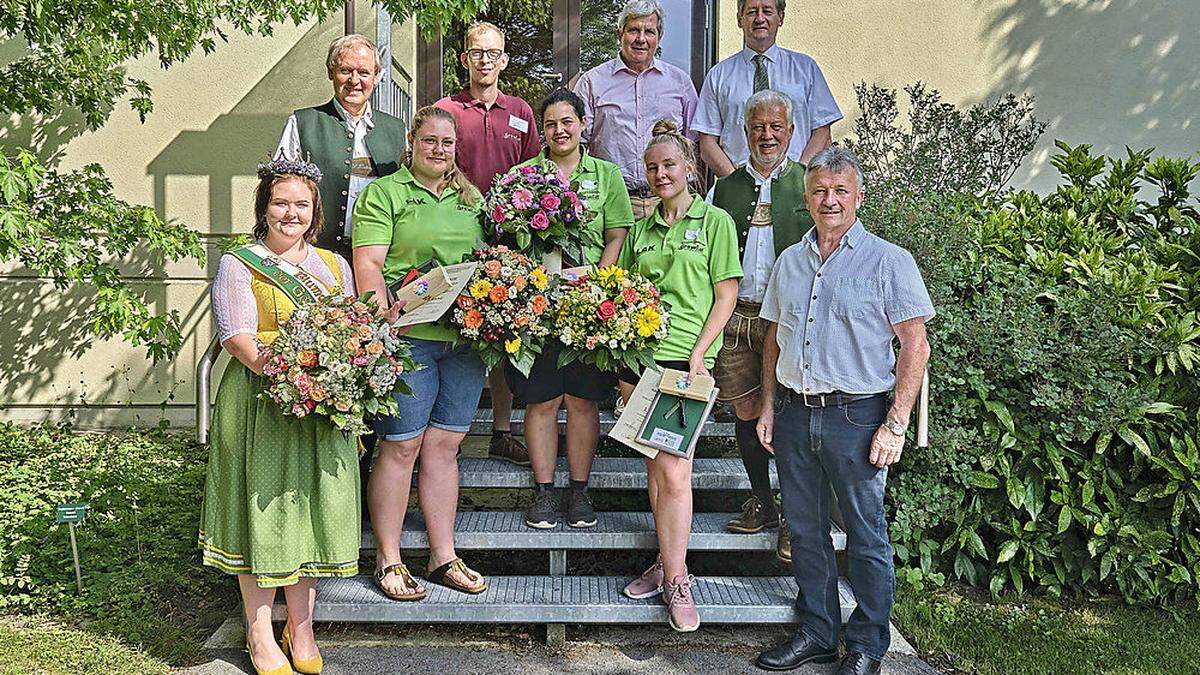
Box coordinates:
[760,220,934,395]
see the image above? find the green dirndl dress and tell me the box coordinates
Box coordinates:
[198,246,361,587]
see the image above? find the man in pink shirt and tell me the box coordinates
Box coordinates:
[435,21,540,465]
[574,0,698,220]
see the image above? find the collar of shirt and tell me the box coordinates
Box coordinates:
[651,194,708,229]
[393,164,454,200]
[804,219,867,251]
[538,148,597,180]
[613,55,663,77]
[740,43,783,65]
[333,98,374,130]
[450,88,511,111]
[746,158,788,185]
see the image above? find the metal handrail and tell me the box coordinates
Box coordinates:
[196,335,222,443]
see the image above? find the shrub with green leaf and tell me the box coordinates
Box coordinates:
[850,84,1200,606]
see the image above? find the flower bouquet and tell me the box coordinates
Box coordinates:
[485,159,597,267]
[450,246,556,376]
[554,265,670,373]
[259,293,418,435]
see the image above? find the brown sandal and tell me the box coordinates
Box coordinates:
[425,557,488,594]
[373,562,427,601]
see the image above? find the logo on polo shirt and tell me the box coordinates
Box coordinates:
[405,197,426,206]
[679,229,706,253]
[635,243,657,255]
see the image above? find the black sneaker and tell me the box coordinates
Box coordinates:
[564,487,597,528]
[524,488,560,529]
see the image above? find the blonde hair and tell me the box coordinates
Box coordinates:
[464,21,506,50]
[326,34,382,75]
[407,106,481,206]
[644,118,697,167]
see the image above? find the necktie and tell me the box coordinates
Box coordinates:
[752,53,770,92]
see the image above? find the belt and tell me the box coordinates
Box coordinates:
[788,390,883,408]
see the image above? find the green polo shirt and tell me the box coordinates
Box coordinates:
[617,195,743,367]
[516,150,634,265]
[352,165,485,342]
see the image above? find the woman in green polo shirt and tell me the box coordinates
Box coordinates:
[352,105,488,601]
[616,120,742,633]
[508,89,635,532]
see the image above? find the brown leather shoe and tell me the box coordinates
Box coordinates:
[726,496,780,533]
[489,432,531,466]
[776,517,792,563]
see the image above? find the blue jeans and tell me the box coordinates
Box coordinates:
[373,338,486,442]
[774,390,893,660]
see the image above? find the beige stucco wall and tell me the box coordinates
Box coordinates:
[718,0,1198,190]
[0,5,417,427]
[2,0,1196,426]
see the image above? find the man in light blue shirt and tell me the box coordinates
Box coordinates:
[754,147,932,675]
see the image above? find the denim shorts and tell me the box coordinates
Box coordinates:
[373,338,487,442]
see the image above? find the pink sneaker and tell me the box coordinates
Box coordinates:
[663,573,700,632]
[623,555,664,599]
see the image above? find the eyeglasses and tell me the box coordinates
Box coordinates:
[466,48,504,62]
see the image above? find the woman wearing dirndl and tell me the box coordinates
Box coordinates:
[199,158,359,675]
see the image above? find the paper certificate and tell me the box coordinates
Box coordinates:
[392,262,477,327]
[610,368,667,459]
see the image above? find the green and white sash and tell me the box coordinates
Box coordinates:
[230,244,335,307]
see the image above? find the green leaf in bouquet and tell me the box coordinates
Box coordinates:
[516,229,532,250]
[365,398,379,415]
[512,348,536,376]
[557,348,580,369]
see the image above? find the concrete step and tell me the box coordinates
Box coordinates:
[365,511,845,552]
[449,456,777,491]
[284,575,855,625]
[469,408,736,437]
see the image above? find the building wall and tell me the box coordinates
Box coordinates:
[0,5,418,427]
[717,0,1199,190]
[2,0,1197,427]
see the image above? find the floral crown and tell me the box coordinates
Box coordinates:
[256,156,323,183]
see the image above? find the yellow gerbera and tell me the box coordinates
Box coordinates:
[595,265,626,289]
[634,306,661,337]
[530,268,548,290]
[505,337,522,353]
[469,279,493,299]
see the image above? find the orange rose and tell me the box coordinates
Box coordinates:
[531,294,548,315]
[513,313,529,327]
[366,340,384,355]
[456,295,474,310]
[512,275,528,291]
[464,308,484,330]
[484,259,503,278]
[489,285,509,303]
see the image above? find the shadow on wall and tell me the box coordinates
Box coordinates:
[0,39,96,166]
[980,0,1200,187]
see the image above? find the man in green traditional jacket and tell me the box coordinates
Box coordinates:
[710,89,814,563]
[276,34,408,261]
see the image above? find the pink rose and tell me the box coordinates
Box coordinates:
[353,354,369,366]
[491,204,507,223]
[531,210,551,231]
[512,189,534,210]
[585,336,598,350]
[596,300,617,321]
[520,165,538,175]
[540,193,561,211]
[622,287,639,304]
[291,403,309,417]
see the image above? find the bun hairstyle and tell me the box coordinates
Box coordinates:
[406,105,481,207]
[644,118,697,167]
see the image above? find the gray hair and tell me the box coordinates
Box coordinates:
[737,0,786,13]
[618,0,665,35]
[326,34,383,75]
[743,89,794,130]
[806,147,866,190]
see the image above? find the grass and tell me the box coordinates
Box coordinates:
[893,584,1200,674]
[0,616,168,675]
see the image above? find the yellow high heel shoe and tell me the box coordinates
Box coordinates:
[281,623,324,674]
[246,637,294,675]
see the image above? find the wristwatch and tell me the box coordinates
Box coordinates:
[882,418,907,437]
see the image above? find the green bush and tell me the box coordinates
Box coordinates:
[851,85,1200,606]
[0,423,235,662]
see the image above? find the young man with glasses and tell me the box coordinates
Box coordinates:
[435,22,541,465]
